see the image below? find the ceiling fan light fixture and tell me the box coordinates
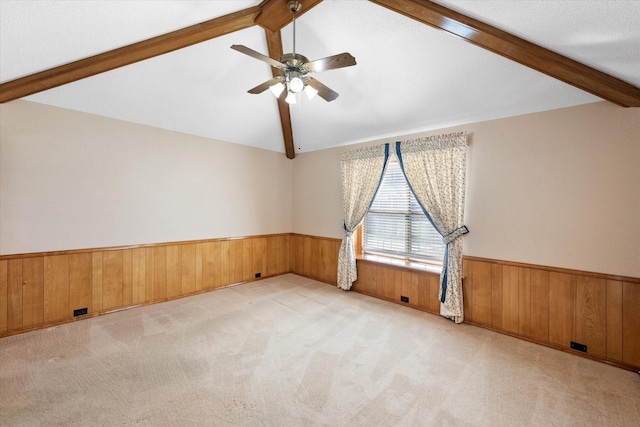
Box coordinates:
[289,76,304,93]
[269,82,285,97]
[231,1,356,105]
[304,84,318,100]
[285,91,298,104]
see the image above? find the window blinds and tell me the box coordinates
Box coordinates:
[363,159,445,263]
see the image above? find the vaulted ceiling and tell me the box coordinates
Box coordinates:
[2,0,639,159]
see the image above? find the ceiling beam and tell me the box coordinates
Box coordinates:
[255,0,323,32]
[369,0,640,107]
[0,7,261,103]
[265,29,296,159]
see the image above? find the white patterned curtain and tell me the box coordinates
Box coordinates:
[337,143,390,290]
[396,134,468,323]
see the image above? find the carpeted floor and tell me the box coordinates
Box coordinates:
[1,274,639,426]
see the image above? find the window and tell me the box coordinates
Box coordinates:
[363,156,445,264]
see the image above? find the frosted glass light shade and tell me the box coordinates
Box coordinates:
[304,84,318,100]
[285,91,297,104]
[269,82,285,97]
[289,77,304,93]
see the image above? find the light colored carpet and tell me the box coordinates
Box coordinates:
[1,274,638,426]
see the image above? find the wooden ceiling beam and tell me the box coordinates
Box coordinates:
[0,7,261,103]
[369,0,640,107]
[265,29,296,159]
[255,0,323,32]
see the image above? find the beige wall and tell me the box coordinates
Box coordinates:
[292,101,640,278]
[2,100,639,278]
[0,101,292,254]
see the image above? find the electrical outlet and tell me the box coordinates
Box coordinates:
[255,272,261,278]
[73,307,88,317]
[400,296,409,303]
[570,341,587,353]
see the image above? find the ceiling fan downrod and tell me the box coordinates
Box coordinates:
[288,1,301,55]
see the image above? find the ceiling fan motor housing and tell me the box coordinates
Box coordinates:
[279,53,309,72]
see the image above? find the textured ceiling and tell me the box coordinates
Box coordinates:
[1,0,639,154]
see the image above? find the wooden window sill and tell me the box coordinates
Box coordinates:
[356,253,442,275]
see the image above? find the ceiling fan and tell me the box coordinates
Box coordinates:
[231,0,356,104]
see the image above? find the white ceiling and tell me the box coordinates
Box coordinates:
[2,0,639,155]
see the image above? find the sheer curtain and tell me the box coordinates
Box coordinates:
[337,143,389,290]
[396,133,468,323]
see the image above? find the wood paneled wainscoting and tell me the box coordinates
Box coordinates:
[462,257,640,371]
[289,234,640,371]
[0,234,290,338]
[289,234,342,286]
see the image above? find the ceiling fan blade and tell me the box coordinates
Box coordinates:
[248,77,284,94]
[231,44,285,69]
[303,52,356,73]
[306,78,339,102]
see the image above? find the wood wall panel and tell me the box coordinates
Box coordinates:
[145,248,155,303]
[310,239,320,280]
[302,237,313,279]
[295,236,304,276]
[132,248,146,304]
[429,275,440,313]
[22,257,44,328]
[277,235,289,276]
[409,273,420,308]
[181,244,196,295]
[518,267,531,337]
[102,251,123,310]
[417,273,430,312]
[530,269,549,342]
[354,262,375,295]
[253,237,267,279]
[400,271,412,304]
[331,241,340,285]
[219,240,230,286]
[266,237,277,278]
[622,282,640,367]
[228,239,242,284]
[44,255,69,323]
[606,280,623,362]
[289,235,298,274]
[202,241,221,290]
[471,261,492,326]
[69,253,92,314]
[462,260,473,321]
[91,252,103,313]
[0,260,8,333]
[152,247,167,301]
[122,249,133,307]
[166,245,182,299]
[575,276,607,357]
[318,239,332,284]
[490,263,502,329]
[195,243,203,292]
[393,270,403,301]
[381,267,395,301]
[242,239,253,282]
[212,240,223,287]
[548,272,576,348]
[502,265,519,334]
[7,259,22,331]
